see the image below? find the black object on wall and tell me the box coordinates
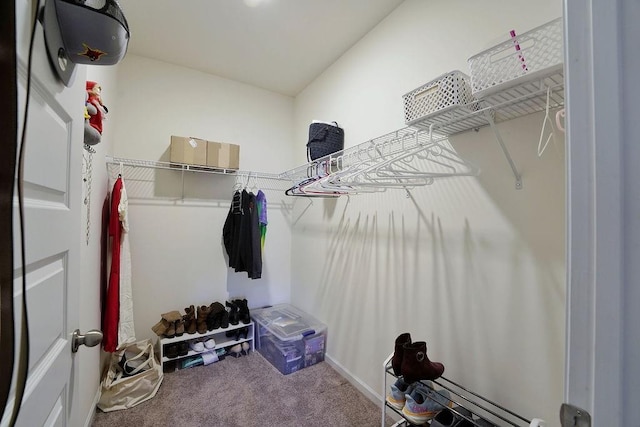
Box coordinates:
[0,0,18,421]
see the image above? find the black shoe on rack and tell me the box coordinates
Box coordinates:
[207,301,226,330]
[235,299,251,324]
[226,301,240,325]
[220,310,230,329]
[164,344,179,359]
[177,342,189,357]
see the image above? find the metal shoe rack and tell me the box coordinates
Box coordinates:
[382,353,546,427]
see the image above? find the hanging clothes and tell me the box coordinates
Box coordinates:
[117,179,136,349]
[256,190,267,251]
[223,189,262,279]
[103,176,123,352]
[223,190,242,269]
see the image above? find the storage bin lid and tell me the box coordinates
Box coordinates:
[251,304,327,342]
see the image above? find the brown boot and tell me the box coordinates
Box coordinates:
[175,318,185,337]
[391,333,411,376]
[184,305,197,334]
[197,305,211,334]
[161,310,182,323]
[400,341,444,383]
[151,318,171,336]
[164,319,176,338]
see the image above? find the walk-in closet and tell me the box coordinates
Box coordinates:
[5,0,639,426]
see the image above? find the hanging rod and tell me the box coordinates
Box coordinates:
[278,126,461,183]
[106,156,289,181]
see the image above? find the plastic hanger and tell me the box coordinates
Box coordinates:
[537,87,558,157]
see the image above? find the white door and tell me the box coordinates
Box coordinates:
[2,0,84,425]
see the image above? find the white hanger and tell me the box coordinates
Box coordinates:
[537,87,557,157]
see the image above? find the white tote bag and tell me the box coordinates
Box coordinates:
[97,339,163,412]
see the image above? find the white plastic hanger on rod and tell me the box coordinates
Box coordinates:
[537,86,558,157]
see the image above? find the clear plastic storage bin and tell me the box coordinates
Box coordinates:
[252,304,327,375]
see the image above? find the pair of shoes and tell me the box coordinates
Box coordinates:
[392,333,445,383]
[225,326,249,341]
[234,298,251,324]
[190,341,205,353]
[152,310,184,338]
[164,342,188,358]
[401,382,452,425]
[430,406,477,427]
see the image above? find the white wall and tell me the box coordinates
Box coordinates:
[76,65,118,427]
[292,0,565,424]
[110,55,294,344]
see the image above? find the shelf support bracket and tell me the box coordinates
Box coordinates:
[484,111,522,190]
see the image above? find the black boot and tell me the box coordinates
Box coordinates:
[220,310,230,329]
[392,333,411,376]
[207,301,226,330]
[235,299,251,324]
[226,301,240,325]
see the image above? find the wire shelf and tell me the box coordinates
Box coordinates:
[106,156,287,181]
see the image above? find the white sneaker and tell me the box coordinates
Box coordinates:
[204,338,216,349]
[189,341,205,353]
[241,342,250,354]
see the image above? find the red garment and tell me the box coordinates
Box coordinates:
[103,177,123,352]
[87,95,104,134]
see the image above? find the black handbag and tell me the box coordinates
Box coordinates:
[306,121,344,161]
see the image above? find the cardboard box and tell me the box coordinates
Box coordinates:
[206,141,240,170]
[170,136,208,166]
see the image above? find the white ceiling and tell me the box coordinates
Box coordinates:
[117,0,405,96]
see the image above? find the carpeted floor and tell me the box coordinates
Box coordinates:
[92,351,392,427]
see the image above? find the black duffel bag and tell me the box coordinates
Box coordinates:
[307,121,344,161]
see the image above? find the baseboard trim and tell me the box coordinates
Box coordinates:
[324,353,383,405]
[83,388,101,427]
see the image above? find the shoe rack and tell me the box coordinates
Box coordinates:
[382,353,546,426]
[157,321,254,368]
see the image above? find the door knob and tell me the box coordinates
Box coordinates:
[71,329,103,353]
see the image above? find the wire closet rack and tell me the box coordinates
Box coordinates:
[280,68,564,196]
[106,156,292,201]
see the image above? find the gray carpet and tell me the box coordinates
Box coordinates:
[92,352,392,427]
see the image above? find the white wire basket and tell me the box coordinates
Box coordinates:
[403,70,477,127]
[468,17,564,97]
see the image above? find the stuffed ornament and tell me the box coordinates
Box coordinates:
[84,80,108,146]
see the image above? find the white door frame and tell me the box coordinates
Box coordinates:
[564,0,639,425]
